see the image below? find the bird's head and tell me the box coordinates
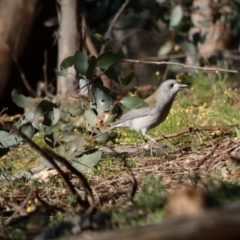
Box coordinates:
[158,79,188,100]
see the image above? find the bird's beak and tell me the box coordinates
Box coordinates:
[179,83,188,89]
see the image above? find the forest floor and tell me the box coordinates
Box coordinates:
[1,72,240,239]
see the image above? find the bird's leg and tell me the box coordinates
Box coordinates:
[139,133,146,144]
[145,134,158,143]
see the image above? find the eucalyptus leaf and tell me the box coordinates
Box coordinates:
[175,35,196,54]
[60,56,74,69]
[157,41,173,56]
[43,108,60,126]
[97,51,123,69]
[55,68,67,76]
[71,149,102,173]
[84,109,97,127]
[11,89,35,109]
[120,96,148,110]
[102,112,117,124]
[104,68,119,84]
[44,127,57,148]
[74,51,89,75]
[35,100,60,126]
[20,123,38,139]
[14,112,39,136]
[94,132,110,144]
[55,145,65,157]
[120,71,135,86]
[64,139,85,158]
[86,56,97,79]
[60,123,75,132]
[93,33,107,45]
[32,119,40,130]
[169,5,183,28]
[37,156,61,168]
[68,108,85,117]
[35,100,57,116]
[0,131,21,148]
[93,87,113,116]
[78,75,90,96]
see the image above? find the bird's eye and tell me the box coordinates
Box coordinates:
[170,83,174,88]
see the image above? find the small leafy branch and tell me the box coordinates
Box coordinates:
[0,33,146,173]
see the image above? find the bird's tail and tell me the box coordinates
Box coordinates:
[94,125,117,139]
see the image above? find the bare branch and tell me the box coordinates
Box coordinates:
[3,41,36,97]
[100,0,129,54]
[122,59,240,74]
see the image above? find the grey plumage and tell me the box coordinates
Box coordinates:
[96,79,188,142]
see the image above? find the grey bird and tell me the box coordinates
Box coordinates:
[96,79,188,143]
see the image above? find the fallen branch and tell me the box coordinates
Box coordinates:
[79,200,240,240]
[155,125,234,141]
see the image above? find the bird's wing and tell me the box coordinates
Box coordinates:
[115,106,154,123]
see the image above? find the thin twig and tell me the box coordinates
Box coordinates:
[196,144,219,168]
[42,50,54,98]
[4,189,34,225]
[82,15,99,57]
[121,59,240,74]
[2,40,36,97]
[100,0,129,54]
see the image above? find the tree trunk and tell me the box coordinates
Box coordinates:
[0,0,39,96]
[57,0,79,97]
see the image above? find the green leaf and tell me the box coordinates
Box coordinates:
[86,56,97,79]
[35,100,57,115]
[78,75,90,96]
[19,123,37,139]
[43,108,60,126]
[94,132,113,144]
[55,68,67,76]
[69,108,85,117]
[84,109,97,127]
[14,112,39,138]
[120,96,148,109]
[60,56,74,69]
[37,156,61,168]
[11,89,35,109]
[0,128,21,148]
[93,33,107,45]
[169,5,183,28]
[97,51,123,69]
[157,41,173,56]
[65,140,84,158]
[57,135,86,158]
[72,149,102,173]
[93,87,113,116]
[44,127,57,148]
[35,100,60,126]
[175,35,196,54]
[120,71,135,86]
[74,51,89,75]
[104,68,119,84]
[60,123,75,132]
